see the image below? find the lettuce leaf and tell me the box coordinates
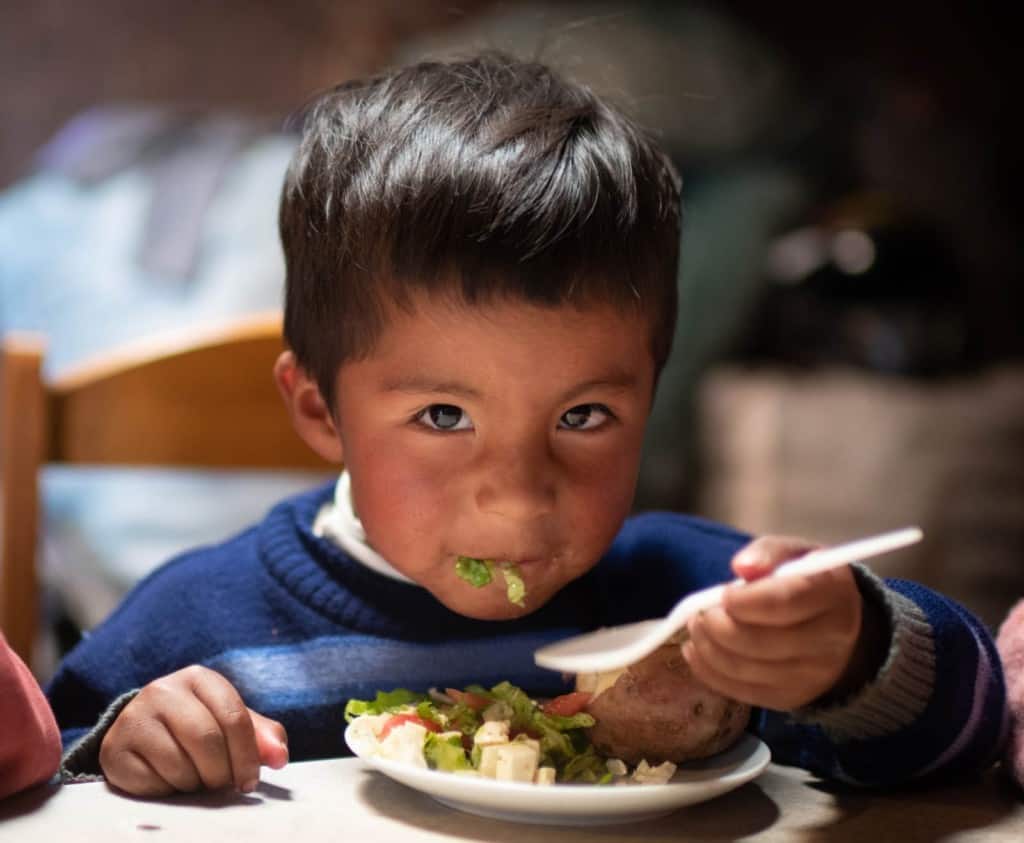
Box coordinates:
[455,556,494,587]
[424,732,472,772]
[561,746,613,783]
[343,688,426,722]
[499,563,526,607]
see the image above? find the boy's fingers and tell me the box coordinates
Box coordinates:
[161,694,235,791]
[732,536,820,580]
[683,639,816,711]
[691,606,841,663]
[108,714,202,793]
[250,710,289,769]
[687,615,802,687]
[101,689,203,794]
[722,566,855,626]
[687,601,859,707]
[185,666,262,792]
[681,640,777,709]
[138,729,204,793]
[104,749,177,797]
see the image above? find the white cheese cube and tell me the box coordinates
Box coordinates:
[377,722,428,768]
[631,759,677,785]
[494,742,540,783]
[534,766,556,785]
[347,714,390,756]
[474,720,510,747]
[478,744,502,778]
[512,735,540,755]
[605,758,628,777]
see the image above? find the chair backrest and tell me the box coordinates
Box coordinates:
[0,312,331,666]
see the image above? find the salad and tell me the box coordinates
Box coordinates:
[344,681,677,785]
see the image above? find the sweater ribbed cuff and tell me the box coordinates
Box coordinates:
[60,689,140,783]
[793,565,936,742]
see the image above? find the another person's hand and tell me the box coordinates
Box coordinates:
[100,665,288,797]
[682,535,870,711]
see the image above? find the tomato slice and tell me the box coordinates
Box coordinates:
[379,713,440,740]
[541,691,592,717]
[445,688,491,710]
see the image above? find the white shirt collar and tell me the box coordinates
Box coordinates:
[312,470,418,585]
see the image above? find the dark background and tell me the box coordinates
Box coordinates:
[1,1,1020,643]
[2,1,1016,351]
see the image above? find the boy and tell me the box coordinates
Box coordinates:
[48,53,1006,796]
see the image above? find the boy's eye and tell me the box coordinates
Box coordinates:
[559,403,610,431]
[417,404,474,431]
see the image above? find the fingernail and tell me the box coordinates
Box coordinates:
[735,550,763,567]
[240,779,258,793]
[737,555,770,576]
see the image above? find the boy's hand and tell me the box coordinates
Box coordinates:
[682,535,867,711]
[99,665,289,797]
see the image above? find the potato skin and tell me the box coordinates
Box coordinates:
[580,644,751,764]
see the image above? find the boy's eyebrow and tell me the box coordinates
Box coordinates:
[381,371,640,401]
[560,372,641,403]
[381,377,482,399]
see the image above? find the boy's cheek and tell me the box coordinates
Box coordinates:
[348,428,449,497]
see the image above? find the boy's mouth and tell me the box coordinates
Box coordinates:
[464,555,543,567]
[456,546,554,564]
[454,555,532,607]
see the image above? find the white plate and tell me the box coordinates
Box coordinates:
[344,725,770,826]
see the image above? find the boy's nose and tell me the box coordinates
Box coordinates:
[474,441,557,521]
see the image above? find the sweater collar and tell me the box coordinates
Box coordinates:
[311,470,416,585]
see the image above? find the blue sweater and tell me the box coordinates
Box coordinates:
[47,483,1007,786]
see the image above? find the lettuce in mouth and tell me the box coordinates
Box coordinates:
[454,556,493,588]
[455,556,527,607]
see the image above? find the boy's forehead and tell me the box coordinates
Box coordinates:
[377,293,651,354]
[340,293,656,390]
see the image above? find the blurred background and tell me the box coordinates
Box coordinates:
[1,0,1020,678]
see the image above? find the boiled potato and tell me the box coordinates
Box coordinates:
[578,641,751,764]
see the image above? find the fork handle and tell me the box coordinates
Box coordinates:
[665,526,923,631]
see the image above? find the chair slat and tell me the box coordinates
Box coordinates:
[49,330,324,469]
[1,316,332,668]
[0,336,47,663]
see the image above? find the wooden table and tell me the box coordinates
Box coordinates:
[2,758,1022,842]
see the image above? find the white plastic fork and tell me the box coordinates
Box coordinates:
[534,526,923,675]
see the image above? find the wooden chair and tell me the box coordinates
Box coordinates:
[0,313,330,668]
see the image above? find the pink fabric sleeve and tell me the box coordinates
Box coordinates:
[0,632,62,798]
[996,599,1024,789]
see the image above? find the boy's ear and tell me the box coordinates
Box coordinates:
[273,351,343,463]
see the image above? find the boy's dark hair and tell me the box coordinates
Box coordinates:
[280,52,681,409]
